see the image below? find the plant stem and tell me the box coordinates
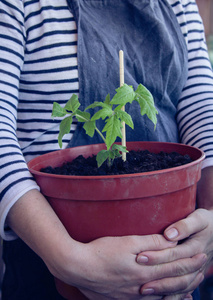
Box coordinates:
[95,127,106,144]
[75,112,106,144]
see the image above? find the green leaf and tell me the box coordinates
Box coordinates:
[110,84,136,106]
[75,110,91,122]
[86,101,109,111]
[115,110,134,129]
[96,150,110,167]
[96,145,127,168]
[111,144,128,153]
[83,120,96,137]
[65,94,80,113]
[135,84,158,128]
[114,149,122,158]
[104,93,111,105]
[58,116,73,148]
[52,102,67,118]
[102,115,122,150]
[91,107,113,121]
[109,150,116,160]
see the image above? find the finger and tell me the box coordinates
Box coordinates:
[182,293,193,300]
[139,253,206,292]
[164,209,208,242]
[92,234,177,260]
[81,287,164,300]
[137,242,207,265]
[163,292,193,300]
[141,296,163,300]
[133,234,177,254]
[140,271,204,296]
[138,252,207,280]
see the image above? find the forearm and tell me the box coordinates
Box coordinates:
[197,166,213,210]
[6,189,80,282]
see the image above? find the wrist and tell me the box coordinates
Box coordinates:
[48,238,90,289]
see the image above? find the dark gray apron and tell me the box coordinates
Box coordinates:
[2,1,200,299]
[66,2,198,297]
[68,0,188,147]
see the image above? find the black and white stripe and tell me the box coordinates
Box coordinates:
[171,0,213,168]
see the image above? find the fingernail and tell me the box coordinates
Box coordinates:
[141,288,154,295]
[137,255,148,263]
[166,228,178,239]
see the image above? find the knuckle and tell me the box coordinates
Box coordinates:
[167,247,178,262]
[151,234,163,248]
[173,261,187,277]
[179,219,189,235]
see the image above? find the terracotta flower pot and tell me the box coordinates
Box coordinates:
[28,141,205,300]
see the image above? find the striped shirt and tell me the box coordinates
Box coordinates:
[0,0,213,240]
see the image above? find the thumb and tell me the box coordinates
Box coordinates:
[136,234,177,264]
[141,234,177,251]
[164,209,207,242]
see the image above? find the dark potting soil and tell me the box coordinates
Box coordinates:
[40,150,193,176]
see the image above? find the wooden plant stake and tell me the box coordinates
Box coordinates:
[119,50,126,161]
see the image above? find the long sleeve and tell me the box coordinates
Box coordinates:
[0,0,39,240]
[0,0,78,240]
[171,0,213,169]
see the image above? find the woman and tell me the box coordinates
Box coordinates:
[0,0,213,299]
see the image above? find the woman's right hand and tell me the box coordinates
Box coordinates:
[54,234,178,300]
[55,233,204,300]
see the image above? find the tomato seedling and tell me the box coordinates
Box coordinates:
[52,83,158,167]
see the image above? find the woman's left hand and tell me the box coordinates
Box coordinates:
[137,208,213,298]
